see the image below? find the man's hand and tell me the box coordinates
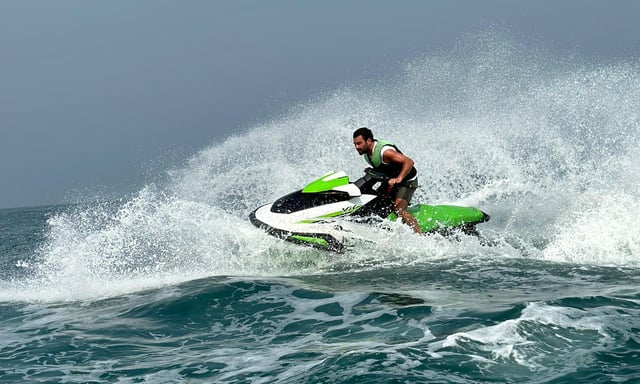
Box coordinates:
[388,177,401,187]
[387,177,402,193]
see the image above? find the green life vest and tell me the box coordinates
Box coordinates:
[363,140,417,181]
[364,140,395,168]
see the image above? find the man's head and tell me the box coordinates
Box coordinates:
[353,127,374,155]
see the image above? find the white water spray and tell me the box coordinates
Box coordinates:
[16,31,640,300]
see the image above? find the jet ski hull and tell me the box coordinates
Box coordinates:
[250,202,489,252]
[249,171,490,251]
[249,205,347,251]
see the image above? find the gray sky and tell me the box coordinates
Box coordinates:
[1,0,639,209]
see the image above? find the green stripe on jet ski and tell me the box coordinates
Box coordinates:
[302,172,349,193]
[298,205,362,223]
[289,235,329,247]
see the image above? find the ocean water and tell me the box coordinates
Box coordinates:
[2,32,640,383]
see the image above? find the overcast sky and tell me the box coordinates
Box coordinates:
[1,0,639,209]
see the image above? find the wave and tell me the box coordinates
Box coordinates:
[3,270,638,381]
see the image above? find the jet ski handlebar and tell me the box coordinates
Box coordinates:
[353,168,391,195]
[363,168,389,181]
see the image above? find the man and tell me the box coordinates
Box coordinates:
[352,127,422,234]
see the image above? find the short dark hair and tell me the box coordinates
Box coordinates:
[353,127,374,141]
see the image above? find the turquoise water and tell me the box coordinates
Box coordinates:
[2,33,640,382]
[1,207,639,383]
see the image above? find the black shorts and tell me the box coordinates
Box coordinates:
[394,178,418,204]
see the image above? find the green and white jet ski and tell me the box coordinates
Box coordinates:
[249,170,489,251]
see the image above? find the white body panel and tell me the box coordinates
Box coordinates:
[252,193,381,244]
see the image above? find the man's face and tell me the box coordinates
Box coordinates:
[353,135,371,155]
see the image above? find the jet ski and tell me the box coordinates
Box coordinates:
[249,170,490,251]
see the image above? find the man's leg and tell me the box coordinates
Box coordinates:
[394,198,423,234]
[393,179,422,234]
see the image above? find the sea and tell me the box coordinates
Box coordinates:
[2,32,640,383]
